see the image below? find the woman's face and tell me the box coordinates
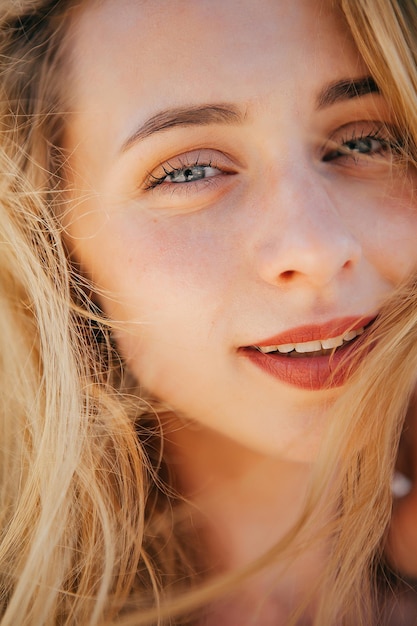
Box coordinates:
[64,0,417,459]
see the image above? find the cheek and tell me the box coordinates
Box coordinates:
[369,208,417,282]
[343,177,417,282]
[70,206,227,311]
[85,215,234,384]
[108,216,231,317]
[374,220,417,279]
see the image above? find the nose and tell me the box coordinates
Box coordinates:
[253,166,362,289]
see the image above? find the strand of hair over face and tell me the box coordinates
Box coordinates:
[1,1,417,625]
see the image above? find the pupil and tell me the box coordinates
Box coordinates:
[346,138,372,153]
[168,165,208,182]
[184,166,205,181]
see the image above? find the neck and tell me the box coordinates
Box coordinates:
[163,414,330,623]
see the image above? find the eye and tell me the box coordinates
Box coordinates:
[157,163,221,185]
[322,123,403,165]
[143,149,236,193]
[323,135,389,162]
[336,136,384,156]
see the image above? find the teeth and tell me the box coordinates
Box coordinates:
[321,334,344,350]
[295,340,321,353]
[257,326,365,355]
[277,344,296,354]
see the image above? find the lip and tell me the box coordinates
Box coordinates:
[240,315,376,390]
[252,316,376,347]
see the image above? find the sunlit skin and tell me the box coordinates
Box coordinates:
[62,0,417,621]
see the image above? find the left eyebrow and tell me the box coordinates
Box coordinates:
[120,79,379,152]
[121,103,245,152]
[317,76,380,109]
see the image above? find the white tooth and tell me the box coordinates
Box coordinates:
[258,327,366,356]
[259,345,278,354]
[277,343,295,354]
[295,340,321,353]
[321,334,344,349]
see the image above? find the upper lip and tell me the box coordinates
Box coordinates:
[249,315,376,348]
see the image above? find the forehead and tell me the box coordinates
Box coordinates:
[64,0,366,166]
[66,0,362,103]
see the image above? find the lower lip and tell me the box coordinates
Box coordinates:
[240,336,367,391]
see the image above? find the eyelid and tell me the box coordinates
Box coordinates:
[143,148,239,190]
[324,120,401,150]
[320,120,404,164]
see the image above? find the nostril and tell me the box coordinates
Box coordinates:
[280,270,296,281]
[257,225,362,287]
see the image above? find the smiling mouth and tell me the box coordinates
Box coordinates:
[253,324,366,358]
[242,317,376,390]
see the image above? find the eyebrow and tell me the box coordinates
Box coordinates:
[317,76,380,109]
[121,104,244,152]
[121,77,380,152]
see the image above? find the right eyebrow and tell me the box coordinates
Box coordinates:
[317,76,380,109]
[120,103,245,153]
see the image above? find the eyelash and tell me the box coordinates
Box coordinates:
[144,155,227,190]
[322,124,404,163]
[143,123,404,193]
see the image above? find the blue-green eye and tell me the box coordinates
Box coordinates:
[144,148,237,195]
[323,136,389,162]
[165,164,221,183]
[341,137,384,154]
[322,123,403,164]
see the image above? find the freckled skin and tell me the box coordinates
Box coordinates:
[64,0,417,461]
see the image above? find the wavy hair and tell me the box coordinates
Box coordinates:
[0,1,417,625]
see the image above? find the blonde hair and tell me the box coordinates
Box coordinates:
[0,1,417,625]
[0,4,201,625]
